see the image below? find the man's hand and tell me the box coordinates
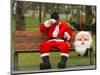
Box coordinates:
[64,32,71,40]
[44,19,56,27]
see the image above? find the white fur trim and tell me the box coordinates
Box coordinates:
[48,39,64,42]
[44,19,56,28]
[61,53,69,57]
[44,20,51,28]
[50,19,56,23]
[64,32,70,40]
[41,53,49,57]
[53,25,59,37]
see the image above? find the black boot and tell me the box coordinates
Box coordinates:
[40,56,51,70]
[57,56,68,69]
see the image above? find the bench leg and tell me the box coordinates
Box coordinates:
[13,52,18,70]
[89,48,94,65]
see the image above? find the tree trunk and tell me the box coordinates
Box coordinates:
[32,3,35,18]
[43,3,46,18]
[85,6,92,25]
[76,6,81,30]
[15,1,25,31]
[39,3,42,23]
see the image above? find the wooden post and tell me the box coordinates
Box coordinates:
[89,48,94,65]
[13,52,18,70]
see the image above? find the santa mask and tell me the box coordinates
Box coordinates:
[74,31,92,56]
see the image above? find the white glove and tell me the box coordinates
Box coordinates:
[44,19,56,27]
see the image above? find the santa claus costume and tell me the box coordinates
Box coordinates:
[39,12,72,69]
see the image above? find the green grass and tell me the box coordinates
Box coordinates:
[16,51,94,69]
[12,16,40,31]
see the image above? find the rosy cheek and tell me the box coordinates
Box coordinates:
[77,38,82,41]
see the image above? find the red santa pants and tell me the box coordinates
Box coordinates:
[39,40,70,57]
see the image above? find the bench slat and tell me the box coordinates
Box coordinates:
[14,43,40,50]
[15,31,43,37]
[15,49,39,52]
[14,37,48,43]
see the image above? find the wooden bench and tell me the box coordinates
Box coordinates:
[13,31,94,70]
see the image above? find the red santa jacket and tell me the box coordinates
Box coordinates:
[40,21,72,41]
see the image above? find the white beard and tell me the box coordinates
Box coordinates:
[74,41,87,56]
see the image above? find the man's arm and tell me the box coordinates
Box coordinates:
[64,23,72,41]
[40,23,48,33]
[40,19,56,33]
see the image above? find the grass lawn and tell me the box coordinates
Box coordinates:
[17,51,94,69]
[12,16,96,69]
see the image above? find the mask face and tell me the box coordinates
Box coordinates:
[74,31,92,56]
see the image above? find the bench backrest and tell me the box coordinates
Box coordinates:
[14,31,78,52]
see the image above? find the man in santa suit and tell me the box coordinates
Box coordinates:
[39,12,72,69]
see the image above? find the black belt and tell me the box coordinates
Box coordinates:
[51,37,67,41]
